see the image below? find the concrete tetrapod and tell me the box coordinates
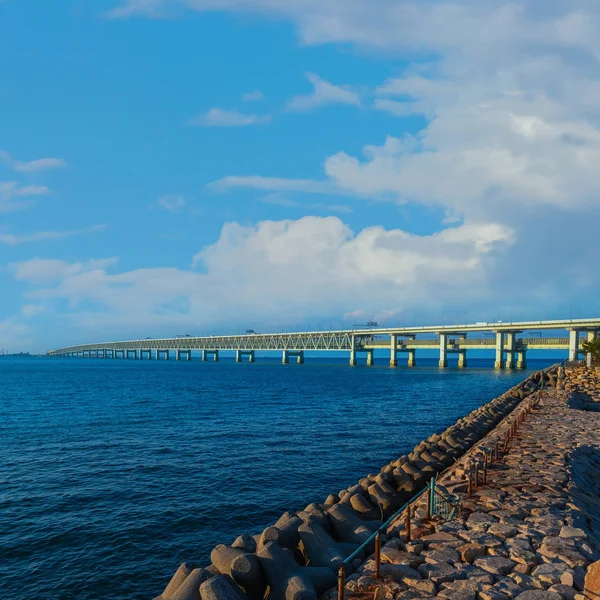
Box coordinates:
[231,535,257,553]
[155,563,197,600]
[258,512,303,553]
[325,504,381,548]
[210,544,266,600]
[200,575,248,600]
[344,492,380,521]
[170,568,212,600]
[298,520,359,574]
[257,541,336,600]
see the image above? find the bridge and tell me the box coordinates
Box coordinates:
[47,318,600,368]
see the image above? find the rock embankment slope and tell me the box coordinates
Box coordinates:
[340,366,600,599]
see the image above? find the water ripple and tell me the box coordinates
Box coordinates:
[0,356,552,599]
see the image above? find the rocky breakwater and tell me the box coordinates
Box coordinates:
[152,368,556,600]
[335,365,600,599]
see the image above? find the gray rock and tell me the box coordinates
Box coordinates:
[475,556,516,575]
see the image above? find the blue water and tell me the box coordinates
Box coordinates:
[0,356,554,599]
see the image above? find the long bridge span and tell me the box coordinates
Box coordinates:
[47,318,600,368]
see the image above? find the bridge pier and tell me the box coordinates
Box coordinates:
[439,333,448,368]
[517,351,527,369]
[390,334,397,367]
[408,349,416,367]
[126,350,137,360]
[156,349,169,360]
[458,350,467,368]
[366,349,374,366]
[585,331,597,366]
[282,350,303,364]
[177,350,192,361]
[236,350,255,363]
[505,332,516,368]
[495,332,505,369]
[140,349,151,359]
[115,349,125,359]
[569,330,580,362]
[202,350,219,362]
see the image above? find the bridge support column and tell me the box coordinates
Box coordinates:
[154,349,159,360]
[408,349,416,367]
[390,334,397,367]
[281,350,303,364]
[350,336,356,366]
[505,332,515,369]
[458,350,467,368]
[140,349,151,359]
[585,331,596,366]
[569,330,580,362]
[517,351,527,369]
[495,332,505,369]
[439,333,448,368]
[237,350,254,363]
[366,349,374,366]
[202,349,207,362]
[176,350,191,361]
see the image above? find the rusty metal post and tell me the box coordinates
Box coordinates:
[338,565,345,600]
[375,532,381,578]
[405,507,411,542]
[483,452,488,485]
[426,482,432,520]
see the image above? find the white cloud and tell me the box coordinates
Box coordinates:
[209,175,335,194]
[16,217,512,339]
[286,73,360,112]
[12,257,118,284]
[242,90,266,102]
[311,203,353,214]
[261,193,298,207]
[188,108,271,127]
[106,0,167,18]
[157,194,186,212]
[0,225,106,246]
[0,151,67,173]
[0,181,50,212]
[0,181,49,200]
[21,304,45,318]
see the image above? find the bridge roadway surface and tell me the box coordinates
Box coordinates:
[47,318,600,368]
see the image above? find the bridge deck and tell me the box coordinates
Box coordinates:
[47,317,600,356]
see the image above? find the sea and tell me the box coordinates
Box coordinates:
[0,355,557,599]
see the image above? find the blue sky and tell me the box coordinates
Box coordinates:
[1,1,599,351]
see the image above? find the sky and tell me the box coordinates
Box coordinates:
[1,1,600,352]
